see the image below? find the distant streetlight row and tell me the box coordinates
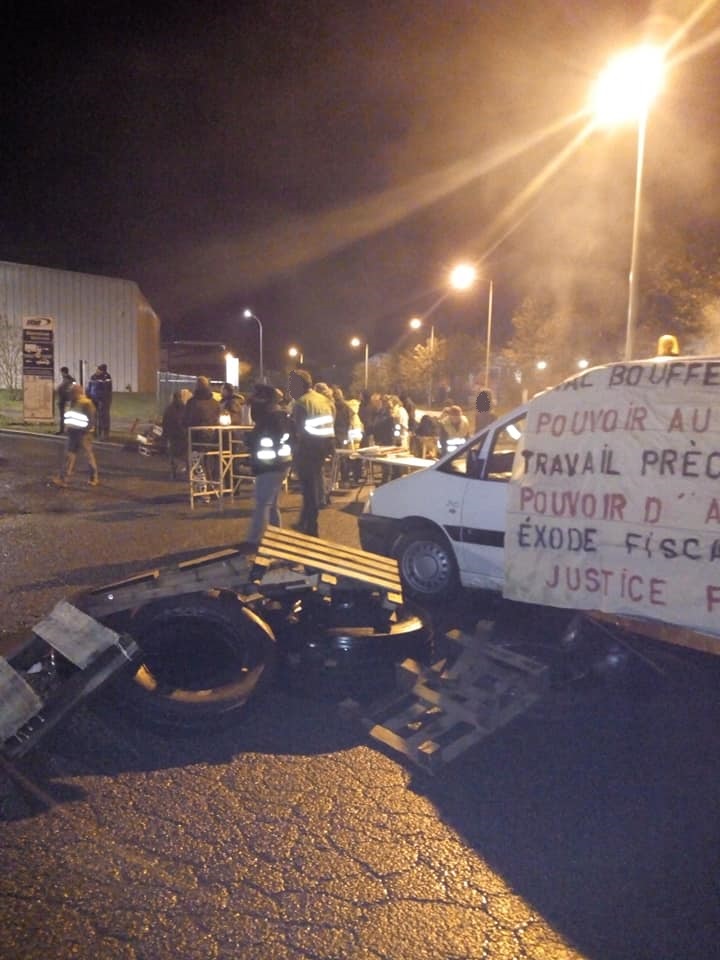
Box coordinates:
[246,46,665,383]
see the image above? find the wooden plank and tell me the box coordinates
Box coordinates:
[0,660,43,743]
[259,526,399,575]
[32,601,124,669]
[255,546,402,593]
[256,528,402,593]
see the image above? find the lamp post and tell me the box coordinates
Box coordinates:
[449,262,494,389]
[350,337,369,389]
[242,308,264,382]
[590,44,665,360]
[288,345,304,365]
[409,317,435,405]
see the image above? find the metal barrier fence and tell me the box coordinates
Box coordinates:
[156,371,225,413]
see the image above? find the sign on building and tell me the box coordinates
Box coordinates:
[22,316,55,422]
[505,357,720,638]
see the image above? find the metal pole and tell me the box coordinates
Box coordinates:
[428,326,435,407]
[256,316,264,383]
[625,111,647,361]
[484,280,493,388]
[364,343,369,390]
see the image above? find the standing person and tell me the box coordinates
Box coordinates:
[474,389,495,432]
[161,390,189,480]
[88,363,113,440]
[219,383,246,424]
[52,383,99,487]
[183,376,222,497]
[55,366,75,434]
[242,384,295,551]
[438,404,471,455]
[288,369,335,537]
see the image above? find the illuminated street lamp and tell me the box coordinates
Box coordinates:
[350,336,369,389]
[591,44,665,360]
[449,262,494,388]
[409,317,435,405]
[288,345,304,365]
[577,358,590,370]
[242,308,264,382]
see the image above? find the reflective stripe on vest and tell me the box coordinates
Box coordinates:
[304,414,334,437]
[445,436,465,454]
[64,409,90,429]
[256,432,292,464]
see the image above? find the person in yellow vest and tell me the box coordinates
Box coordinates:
[288,369,335,537]
[52,383,99,487]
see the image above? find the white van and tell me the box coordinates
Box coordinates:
[358,403,528,599]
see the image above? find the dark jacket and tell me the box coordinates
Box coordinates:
[183,385,221,443]
[88,370,113,405]
[247,401,295,474]
[162,397,188,458]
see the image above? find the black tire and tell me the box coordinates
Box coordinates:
[112,591,276,730]
[392,526,459,602]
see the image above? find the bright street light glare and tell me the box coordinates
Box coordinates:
[591,44,665,126]
[409,317,422,330]
[449,262,477,291]
[350,336,361,348]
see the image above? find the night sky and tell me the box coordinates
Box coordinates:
[3,0,719,373]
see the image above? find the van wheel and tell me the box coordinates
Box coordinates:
[392,528,459,601]
[108,592,276,731]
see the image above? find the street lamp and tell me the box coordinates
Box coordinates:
[350,336,369,389]
[288,345,304,365]
[242,308,264,382]
[590,44,665,360]
[449,262,494,389]
[409,317,435,405]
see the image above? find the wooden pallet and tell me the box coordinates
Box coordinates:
[1,601,139,758]
[363,624,548,773]
[252,526,404,608]
[84,529,403,620]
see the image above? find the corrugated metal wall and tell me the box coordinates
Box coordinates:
[0,260,160,392]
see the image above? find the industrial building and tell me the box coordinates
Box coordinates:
[0,260,160,392]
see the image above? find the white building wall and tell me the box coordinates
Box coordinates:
[0,260,159,391]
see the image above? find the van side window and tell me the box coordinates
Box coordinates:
[486,415,526,481]
[440,433,487,478]
[440,415,526,481]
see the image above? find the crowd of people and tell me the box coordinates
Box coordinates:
[51,361,493,550]
[161,372,492,550]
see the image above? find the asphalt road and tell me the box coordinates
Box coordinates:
[2,430,720,960]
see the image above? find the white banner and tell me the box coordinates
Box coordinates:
[504,357,720,637]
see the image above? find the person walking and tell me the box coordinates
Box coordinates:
[87,363,113,440]
[241,384,295,551]
[55,366,75,434]
[52,383,99,487]
[288,369,334,537]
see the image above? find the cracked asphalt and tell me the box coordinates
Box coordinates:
[2,431,720,959]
